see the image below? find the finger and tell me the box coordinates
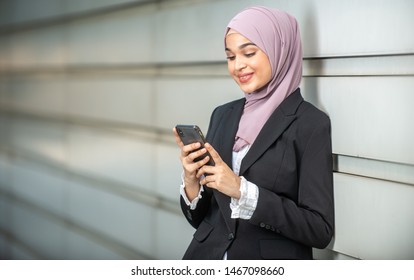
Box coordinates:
[172,128,201,153]
[200,174,214,186]
[186,147,207,163]
[204,143,222,164]
[182,142,201,156]
[189,156,211,173]
[196,164,214,178]
[199,172,216,185]
[172,128,185,148]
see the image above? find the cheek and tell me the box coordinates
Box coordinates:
[227,61,233,72]
[227,62,236,77]
[264,66,272,82]
[257,59,272,83]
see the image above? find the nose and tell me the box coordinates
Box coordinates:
[235,56,247,71]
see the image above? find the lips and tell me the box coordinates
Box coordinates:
[238,73,253,83]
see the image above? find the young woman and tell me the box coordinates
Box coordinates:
[173,6,334,260]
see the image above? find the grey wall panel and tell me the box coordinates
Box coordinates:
[64,0,145,16]
[303,55,414,77]
[67,179,155,257]
[0,39,9,71]
[11,204,66,259]
[301,77,414,165]
[67,6,156,65]
[65,77,153,125]
[155,144,184,202]
[0,115,10,146]
[332,173,414,259]
[9,244,37,260]
[1,0,149,26]
[7,75,66,115]
[67,125,154,190]
[155,77,240,132]
[336,155,414,186]
[0,232,7,258]
[0,1,12,26]
[0,196,8,231]
[9,27,66,68]
[10,118,66,163]
[66,229,126,260]
[10,118,67,164]
[0,154,10,192]
[155,2,237,63]
[295,0,414,56]
[5,0,65,25]
[154,209,194,259]
[10,160,67,217]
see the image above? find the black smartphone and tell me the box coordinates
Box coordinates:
[175,124,215,166]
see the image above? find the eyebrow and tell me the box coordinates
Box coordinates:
[225,42,257,52]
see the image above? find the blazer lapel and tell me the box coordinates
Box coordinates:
[212,99,244,234]
[239,89,303,176]
[217,99,245,168]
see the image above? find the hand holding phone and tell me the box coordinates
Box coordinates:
[175,125,215,166]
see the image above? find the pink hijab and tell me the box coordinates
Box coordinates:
[226,6,303,151]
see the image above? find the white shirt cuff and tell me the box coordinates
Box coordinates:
[179,172,204,210]
[230,176,258,219]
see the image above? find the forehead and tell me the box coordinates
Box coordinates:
[225,32,254,50]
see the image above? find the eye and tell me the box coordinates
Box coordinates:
[245,52,256,58]
[226,55,235,61]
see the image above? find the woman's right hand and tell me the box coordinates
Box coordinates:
[172,128,211,200]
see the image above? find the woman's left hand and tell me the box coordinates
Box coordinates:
[198,143,241,199]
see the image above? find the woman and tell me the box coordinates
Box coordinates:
[173,6,334,260]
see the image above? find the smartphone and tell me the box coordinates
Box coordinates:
[175,125,215,166]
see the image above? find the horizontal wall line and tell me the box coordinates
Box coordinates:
[0,189,154,259]
[1,54,413,77]
[302,74,414,78]
[305,52,414,60]
[0,229,44,259]
[0,106,175,145]
[313,247,359,260]
[333,154,414,187]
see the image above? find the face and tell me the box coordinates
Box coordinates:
[225,32,272,94]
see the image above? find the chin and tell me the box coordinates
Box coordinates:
[239,85,257,93]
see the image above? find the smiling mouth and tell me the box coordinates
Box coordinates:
[238,73,253,83]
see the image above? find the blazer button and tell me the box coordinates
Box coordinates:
[265,225,271,230]
[260,222,266,228]
[228,233,235,240]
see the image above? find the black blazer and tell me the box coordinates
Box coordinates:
[180,88,334,259]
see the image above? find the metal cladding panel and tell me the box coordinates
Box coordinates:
[333,173,414,259]
[302,76,414,165]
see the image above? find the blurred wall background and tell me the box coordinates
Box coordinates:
[0,0,413,260]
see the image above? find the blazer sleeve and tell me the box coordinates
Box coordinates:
[249,115,334,249]
[179,107,221,229]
